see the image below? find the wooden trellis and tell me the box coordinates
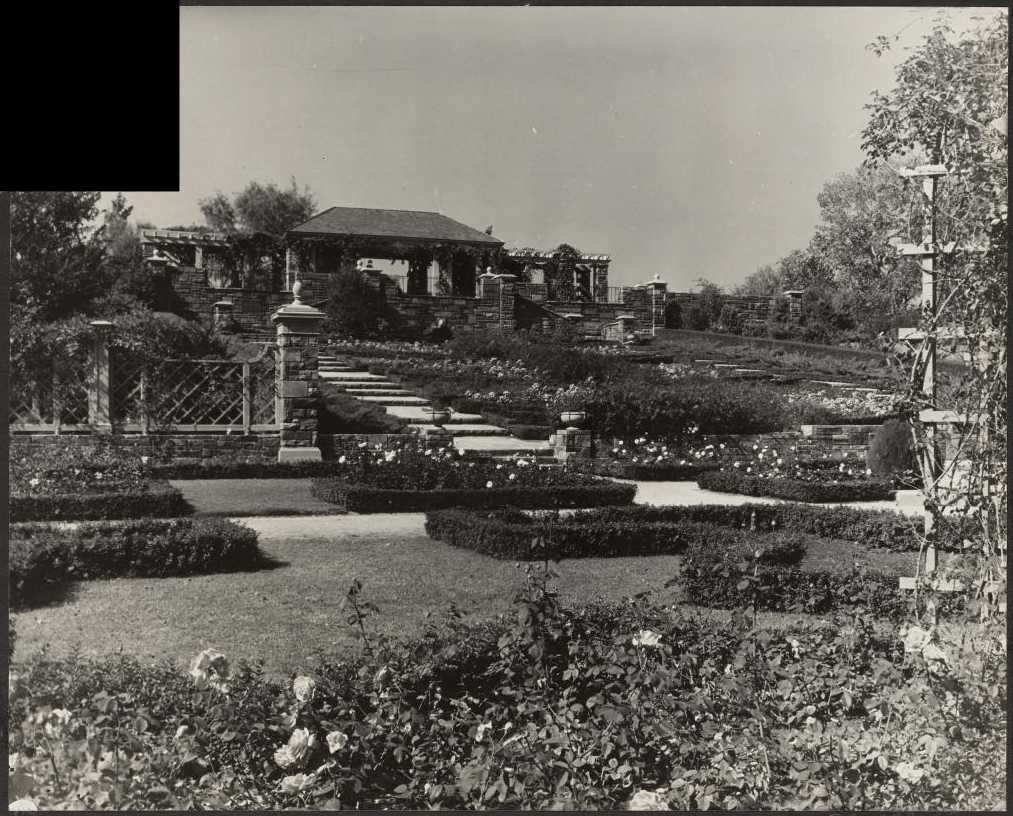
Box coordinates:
[894,164,997,617]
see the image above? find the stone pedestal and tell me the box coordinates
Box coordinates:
[272,283,325,463]
[550,429,594,462]
[421,426,454,446]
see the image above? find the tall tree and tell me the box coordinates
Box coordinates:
[11,191,108,321]
[808,161,923,317]
[199,178,317,237]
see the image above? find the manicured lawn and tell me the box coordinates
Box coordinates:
[11,509,922,682]
[171,479,346,516]
[11,533,684,681]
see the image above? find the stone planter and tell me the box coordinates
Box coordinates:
[560,411,586,429]
[424,407,452,427]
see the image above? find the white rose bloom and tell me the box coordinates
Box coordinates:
[292,676,316,703]
[327,730,349,753]
[627,790,670,810]
[632,630,662,648]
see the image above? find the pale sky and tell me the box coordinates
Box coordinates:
[106,5,1003,290]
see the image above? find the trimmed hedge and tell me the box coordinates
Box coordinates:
[10,480,190,522]
[697,469,896,503]
[566,458,717,482]
[9,517,262,609]
[424,507,809,562]
[310,480,636,513]
[561,503,943,552]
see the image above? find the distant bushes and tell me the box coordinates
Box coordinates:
[9,517,262,608]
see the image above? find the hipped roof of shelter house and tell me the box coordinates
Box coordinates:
[285,207,504,248]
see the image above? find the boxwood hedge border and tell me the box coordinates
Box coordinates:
[10,480,190,522]
[697,469,896,503]
[10,517,263,609]
[311,479,636,513]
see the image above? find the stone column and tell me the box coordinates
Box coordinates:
[271,282,325,462]
[213,300,235,333]
[88,320,114,432]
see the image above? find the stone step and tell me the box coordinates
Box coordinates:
[319,364,354,371]
[441,424,511,436]
[319,371,389,381]
[452,436,554,456]
[343,388,416,397]
[357,395,431,406]
[383,406,485,423]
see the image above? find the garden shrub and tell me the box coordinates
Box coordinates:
[318,390,409,434]
[697,469,896,502]
[10,480,189,522]
[867,418,917,476]
[424,507,808,562]
[9,517,263,608]
[311,480,635,513]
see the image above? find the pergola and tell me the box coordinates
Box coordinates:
[504,248,612,300]
[284,207,504,296]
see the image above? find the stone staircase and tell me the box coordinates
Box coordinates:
[318,355,554,459]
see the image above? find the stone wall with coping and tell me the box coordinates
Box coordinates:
[158,266,330,336]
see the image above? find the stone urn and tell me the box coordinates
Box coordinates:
[560,411,586,430]
[424,406,452,427]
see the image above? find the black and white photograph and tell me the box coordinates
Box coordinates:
[8,5,1007,811]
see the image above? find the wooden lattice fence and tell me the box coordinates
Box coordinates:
[9,354,91,432]
[11,349,278,435]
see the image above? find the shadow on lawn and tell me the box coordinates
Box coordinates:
[12,559,290,612]
[251,552,290,571]
[13,581,82,611]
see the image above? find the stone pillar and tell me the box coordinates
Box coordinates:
[271,282,325,462]
[88,320,114,432]
[615,313,637,344]
[213,300,235,333]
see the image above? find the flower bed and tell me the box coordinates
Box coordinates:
[10,517,262,609]
[697,469,896,502]
[10,440,190,521]
[566,457,713,481]
[8,587,1002,811]
[10,480,189,522]
[424,507,809,561]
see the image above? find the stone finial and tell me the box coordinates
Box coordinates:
[292,280,303,304]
